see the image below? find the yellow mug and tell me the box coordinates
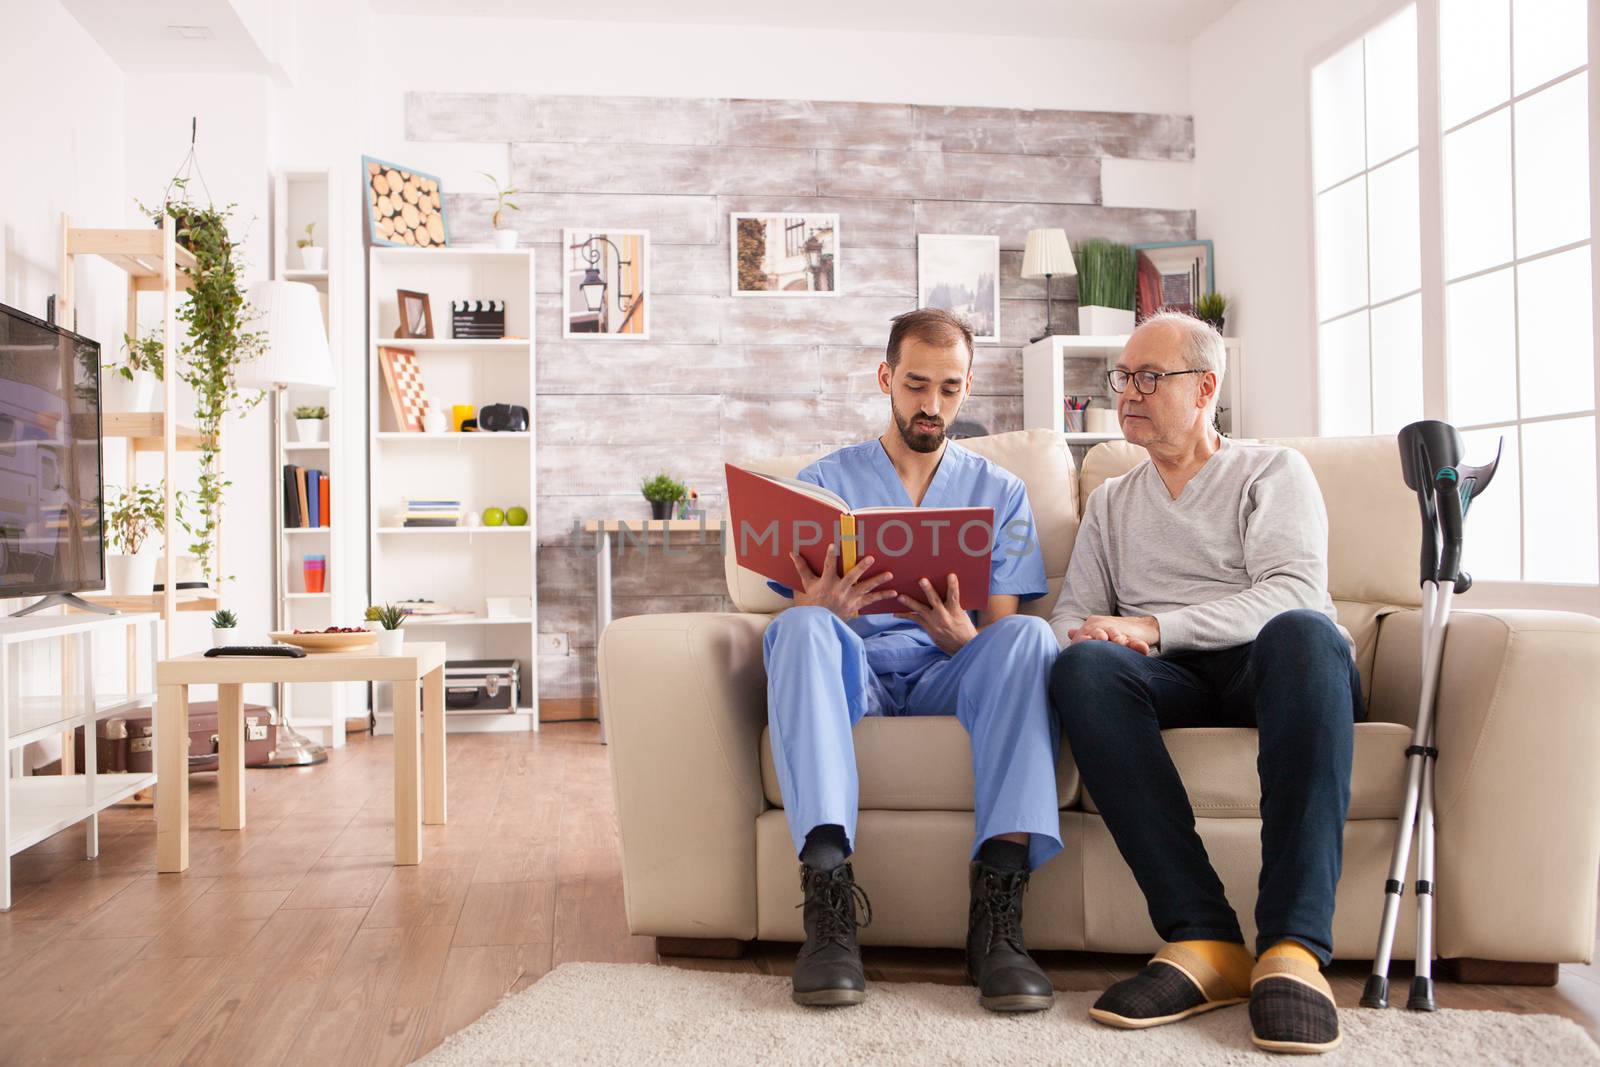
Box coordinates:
[451,404,476,432]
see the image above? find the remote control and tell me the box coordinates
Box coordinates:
[204,645,307,658]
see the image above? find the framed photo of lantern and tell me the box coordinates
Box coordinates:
[363,156,448,248]
[562,228,650,339]
[730,213,838,296]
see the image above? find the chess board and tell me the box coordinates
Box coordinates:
[378,346,430,432]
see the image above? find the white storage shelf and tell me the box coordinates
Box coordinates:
[0,612,161,904]
[369,245,538,734]
[1022,333,1244,438]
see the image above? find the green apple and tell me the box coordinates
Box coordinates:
[506,506,528,526]
[482,507,506,527]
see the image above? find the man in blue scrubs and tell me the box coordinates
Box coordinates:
[762,308,1061,1011]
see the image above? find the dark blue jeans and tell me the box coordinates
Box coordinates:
[1048,609,1361,965]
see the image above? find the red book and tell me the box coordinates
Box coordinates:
[319,475,330,528]
[724,463,993,613]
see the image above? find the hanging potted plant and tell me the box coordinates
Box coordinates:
[105,483,164,596]
[296,222,324,272]
[103,330,165,413]
[481,172,521,249]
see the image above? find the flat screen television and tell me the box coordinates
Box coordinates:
[0,301,106,611]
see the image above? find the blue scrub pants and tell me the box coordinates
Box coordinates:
[762,605,1064,871]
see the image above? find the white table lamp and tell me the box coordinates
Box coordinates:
[1021,228,1076,343]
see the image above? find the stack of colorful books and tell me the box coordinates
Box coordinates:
[283,466,330,528]
[402,498,461,527]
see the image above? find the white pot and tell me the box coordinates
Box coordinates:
[1077,305,1137,336]
[299,246,325,271]
[295,418,327,443]
[377,629,404,655]
[102,368,159,413]
[107,551,157,597]
[1085,407,1120,434]
[492,229,519,250]
[211,627,238,649]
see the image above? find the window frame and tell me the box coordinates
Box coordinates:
[1306,0,1600,613]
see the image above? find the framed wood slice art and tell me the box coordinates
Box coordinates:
[363,155,449,248]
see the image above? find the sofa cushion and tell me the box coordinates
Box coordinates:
[725,428,1079,617]
[760,717,1082,811]
[1077,721,1413,819]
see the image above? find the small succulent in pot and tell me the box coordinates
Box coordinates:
[210,608,239,649]
[294,405,328,443]
[640,472,686,521]
[481,172,521,249]
[368,603,406,654]
[1195,291,1228,333]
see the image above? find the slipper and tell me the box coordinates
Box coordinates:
[1249,955,1342,1054]
[1089,943,1247,1029]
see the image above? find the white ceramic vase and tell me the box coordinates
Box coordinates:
[493,229,518,250]
[107,551,157,596]
[378,629,404,655]
[211,627,237,649]
[103,369,159,413]
[295,418,327,443]
[299,246,325,271]
[1077,306,1136,336]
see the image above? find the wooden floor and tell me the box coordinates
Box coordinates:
[1,722,1598,1064]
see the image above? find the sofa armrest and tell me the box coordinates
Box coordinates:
[1369,608,1600,964]
[599,611,772,940]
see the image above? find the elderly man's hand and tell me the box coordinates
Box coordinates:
[1068,614,1160,655]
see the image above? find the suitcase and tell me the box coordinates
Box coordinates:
[72,717,129,774]
[120,701,279,773]
[444,659,520,713]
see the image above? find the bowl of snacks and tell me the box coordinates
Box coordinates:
[268,626,379,653]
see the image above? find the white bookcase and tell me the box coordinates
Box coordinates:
[367,247,539,734]
[271,167,359,746]
[1021,334,1246,439]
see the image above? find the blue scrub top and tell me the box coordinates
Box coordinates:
[767,438,1048,678]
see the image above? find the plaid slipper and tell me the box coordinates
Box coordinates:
[1249,956,1342,1054]
[1089,943,1247,1029]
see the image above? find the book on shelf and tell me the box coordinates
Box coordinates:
[723,462,994,613]
[280,465,333,529]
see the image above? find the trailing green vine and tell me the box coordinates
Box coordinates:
[139,178,265,585]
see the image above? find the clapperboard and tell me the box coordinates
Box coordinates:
[452,300,506,339]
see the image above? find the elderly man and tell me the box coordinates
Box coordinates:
[763,307,1061,1013]
[1047,312,1360,1055]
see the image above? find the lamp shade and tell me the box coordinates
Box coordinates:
[1020,228,1076,279]
[238,280,335,389]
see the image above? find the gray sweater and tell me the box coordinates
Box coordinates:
[1049,437,1346,654]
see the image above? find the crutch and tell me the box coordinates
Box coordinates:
[1361,420,1501,1011]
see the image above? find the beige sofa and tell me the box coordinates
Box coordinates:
[601,429,1600,975]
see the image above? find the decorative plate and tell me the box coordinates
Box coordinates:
[268,629,378,653]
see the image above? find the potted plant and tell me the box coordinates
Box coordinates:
[105,484,164,596]
[369,603,406,655]
[210,608,238,648]
[1196,291,1228,334]
[1075,239,1136,335]
[296,222,324,272]
[641,472,686,521]
[103,330,165,413]
[294,405,328,443]
[481,172,521,249]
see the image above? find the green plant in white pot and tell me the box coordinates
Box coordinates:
[294,404,328,443]
[1075,240,1136,335]
[104,330,166,413]
[210,608,238,648]
[368,603,406,654]
[296,222,323,272]
[481,172,520,249]
[105,484,164,596]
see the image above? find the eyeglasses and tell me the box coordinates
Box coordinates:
[1105,368,1206,396]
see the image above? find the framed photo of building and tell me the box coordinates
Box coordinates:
[917,234,1000,343]
[562,229,650,339]
[1132,239,1214,322]
[730,213,839,296]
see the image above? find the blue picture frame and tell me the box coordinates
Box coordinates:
[1131,239,1214,319]
[362,155,450,248]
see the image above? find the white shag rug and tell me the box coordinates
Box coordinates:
[416,962,1600,1066]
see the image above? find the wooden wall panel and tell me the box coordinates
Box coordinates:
[403,90,1195,700]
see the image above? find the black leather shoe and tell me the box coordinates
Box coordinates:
[965,862,1054,1012]
[792,862,872,1007]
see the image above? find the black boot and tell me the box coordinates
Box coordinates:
[792,862,871,1007]
[965,862,1054,1012]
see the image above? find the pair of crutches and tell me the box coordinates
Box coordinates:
[1362,420,1501,1011]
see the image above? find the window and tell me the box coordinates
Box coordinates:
[1311,0,1598,591]
[1312,6,1424,438]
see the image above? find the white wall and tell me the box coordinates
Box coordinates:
[1189,0,1397,438]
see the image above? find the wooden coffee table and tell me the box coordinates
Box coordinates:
[154,642,447,872]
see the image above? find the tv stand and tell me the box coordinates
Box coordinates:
[13,593,119,618]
